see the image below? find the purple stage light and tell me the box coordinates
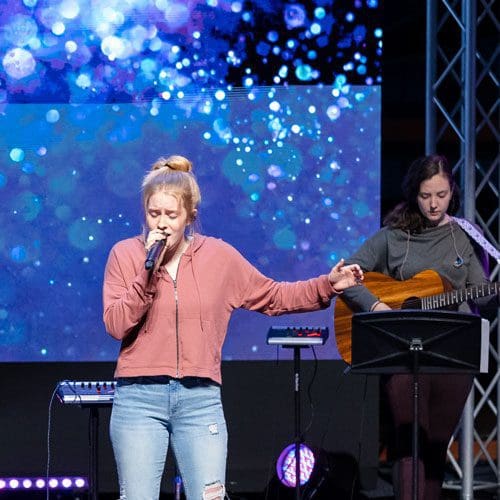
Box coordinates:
[74,477,86,488]
[276,443,316,487]
[9,479,19,489]
[0,477,88,490]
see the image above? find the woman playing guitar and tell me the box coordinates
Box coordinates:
[339,155,498,500]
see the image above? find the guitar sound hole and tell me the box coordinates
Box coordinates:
[401,296,422,309]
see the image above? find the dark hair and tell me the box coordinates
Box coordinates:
[383,155,460,232]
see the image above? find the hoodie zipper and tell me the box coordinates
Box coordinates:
[173,277,180,378]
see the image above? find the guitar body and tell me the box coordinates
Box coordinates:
[334,269,450,364]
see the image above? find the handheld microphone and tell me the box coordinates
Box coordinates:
[145,238,166,270]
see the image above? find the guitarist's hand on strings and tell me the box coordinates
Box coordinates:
[328,258,364,294]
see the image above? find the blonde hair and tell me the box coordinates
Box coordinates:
[142,155,201,234]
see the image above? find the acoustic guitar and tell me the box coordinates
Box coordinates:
[334,269,499,364]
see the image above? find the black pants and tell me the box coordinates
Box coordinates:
[384,373,473,500]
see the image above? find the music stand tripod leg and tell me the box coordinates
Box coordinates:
[410,339,422,500]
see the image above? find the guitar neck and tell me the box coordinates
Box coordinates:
[421,282,499,310]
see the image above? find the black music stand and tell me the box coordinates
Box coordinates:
[349,310,486,500]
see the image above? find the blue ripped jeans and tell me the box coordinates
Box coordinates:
[110,377,228,500]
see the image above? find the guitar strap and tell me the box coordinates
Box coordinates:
[453,217,500,262]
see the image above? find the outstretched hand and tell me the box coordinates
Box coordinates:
[328,259,364,293]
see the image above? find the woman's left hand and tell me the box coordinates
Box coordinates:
[328,259,364,293]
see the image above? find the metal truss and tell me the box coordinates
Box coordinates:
[425,0,499,498]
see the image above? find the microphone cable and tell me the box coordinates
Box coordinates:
[46,383,60,500]
[301,345,319,442]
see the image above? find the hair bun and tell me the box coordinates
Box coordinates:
[151,155,193,173]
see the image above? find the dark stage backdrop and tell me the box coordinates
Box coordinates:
[0,361,379,493]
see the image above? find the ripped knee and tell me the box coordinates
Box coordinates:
[202,480,226,500]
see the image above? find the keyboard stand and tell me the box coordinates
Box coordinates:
[56,381,114,500]
[266,327,329,500]
[291,343,307,500]
[72,402,112,500]
[88,405,102,500]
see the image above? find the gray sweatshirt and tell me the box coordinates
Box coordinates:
[343,220,493,312]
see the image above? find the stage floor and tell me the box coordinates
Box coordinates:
[1,464,499,499]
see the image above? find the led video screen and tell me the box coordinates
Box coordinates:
[0,0,382,362]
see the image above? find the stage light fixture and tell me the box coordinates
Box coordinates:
[276,443,317,487]
[8,479,19,489]
[0,477,88,491]
[270,445,349,500]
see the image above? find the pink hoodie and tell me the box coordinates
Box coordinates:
[103,234,336,383]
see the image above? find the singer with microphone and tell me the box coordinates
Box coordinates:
[102,154,364,500]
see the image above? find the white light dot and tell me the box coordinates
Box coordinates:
[60,0,80,18]
[76,74,91,89]
[65,40,77,53]
[215,90,225,101]
[46,109,60,123]
[269,100,280,112]
[61,478,72,488]
[52,22,66,35]
[2,48,36,79]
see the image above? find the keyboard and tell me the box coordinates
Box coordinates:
[56,380,115,406]
[266,326,329,346]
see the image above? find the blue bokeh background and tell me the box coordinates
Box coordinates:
[0,0,382,361]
